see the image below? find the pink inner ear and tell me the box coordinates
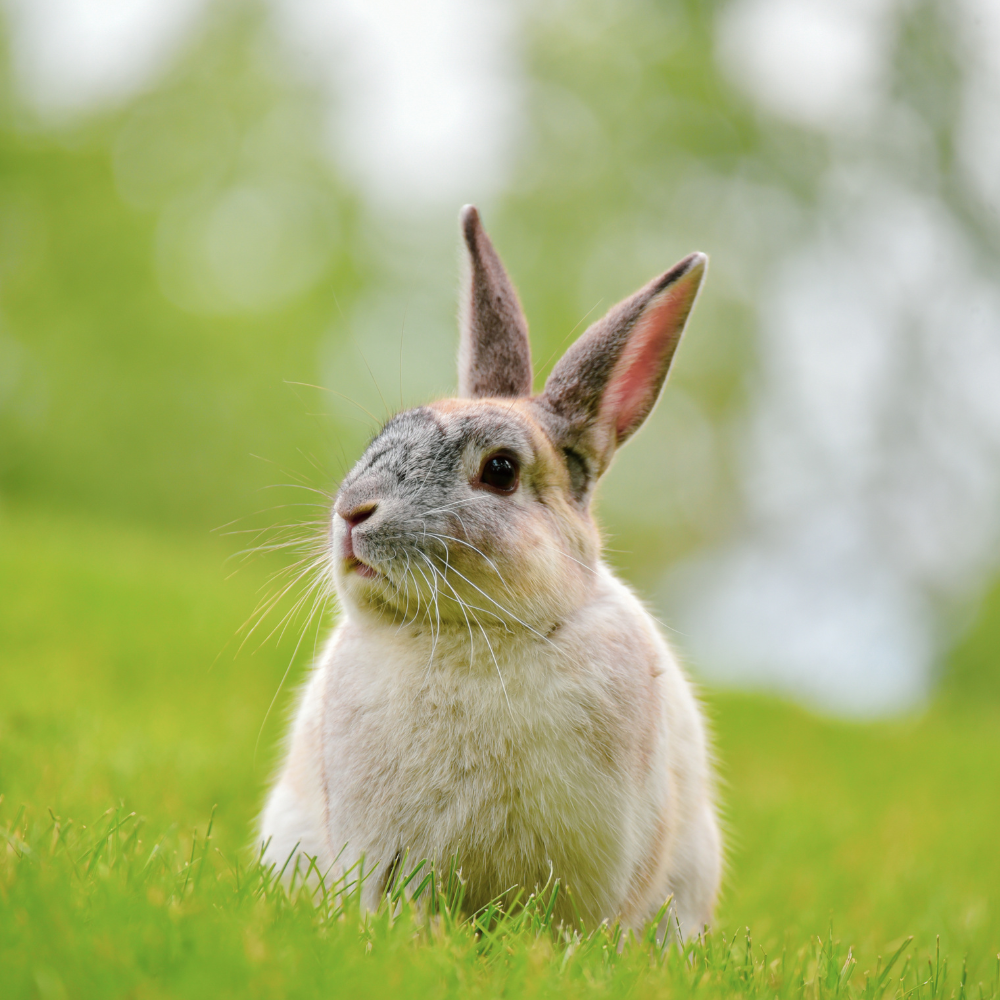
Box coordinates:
[604,289,690,440]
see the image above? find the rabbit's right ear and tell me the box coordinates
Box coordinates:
[457,205,533,399]
[538,252,706,480]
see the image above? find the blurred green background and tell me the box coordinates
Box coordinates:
[2,0,999,995]
[2,0,999,712]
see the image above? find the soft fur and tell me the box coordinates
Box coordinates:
[260,206,721,937]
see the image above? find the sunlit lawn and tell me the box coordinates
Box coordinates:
[2,504,999,998]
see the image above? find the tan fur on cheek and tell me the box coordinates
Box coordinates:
[517,401,602,568]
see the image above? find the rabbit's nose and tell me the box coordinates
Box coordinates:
[340,502,377,528]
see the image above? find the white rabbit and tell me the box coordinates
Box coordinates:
[260,205,721,937]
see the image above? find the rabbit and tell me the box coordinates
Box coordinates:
[259,205,721,938]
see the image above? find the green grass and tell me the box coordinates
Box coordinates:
[2,504,999,998]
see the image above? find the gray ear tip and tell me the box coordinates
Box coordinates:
[683,251,708,286]
[460,204,481,243]
[678,251,708,277]
[655,251,708,294]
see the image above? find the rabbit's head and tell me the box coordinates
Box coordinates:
[331,206,706,634]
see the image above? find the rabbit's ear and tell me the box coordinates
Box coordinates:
[539,252,706,468]
[458,205,533,398]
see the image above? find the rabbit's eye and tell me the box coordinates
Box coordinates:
[479,454,519,493]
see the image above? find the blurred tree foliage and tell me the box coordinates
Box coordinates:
[0,0,996,695]
[0,4,368,531]
[0,0,795,554]
[944,579,1000,703]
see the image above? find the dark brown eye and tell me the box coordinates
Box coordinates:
[479,454,519,493]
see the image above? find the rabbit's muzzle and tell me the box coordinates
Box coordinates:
[336,500,380,579]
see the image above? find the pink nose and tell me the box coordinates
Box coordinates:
[340,503,376,528]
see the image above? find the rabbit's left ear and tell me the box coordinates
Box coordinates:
[458,205,533,398]
[538,252,706,472]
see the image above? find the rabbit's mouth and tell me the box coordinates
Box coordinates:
[344,555,380,579]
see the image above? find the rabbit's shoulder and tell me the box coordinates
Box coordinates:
[555,562,675,678]
[555,561,710,762]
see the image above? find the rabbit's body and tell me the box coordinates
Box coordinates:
[260,207,721,935]
[263,556,718,932]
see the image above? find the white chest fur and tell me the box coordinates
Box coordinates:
[261,570,718,932]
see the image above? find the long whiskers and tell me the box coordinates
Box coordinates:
[426,551,554,647]
[253,579,332,767]
[215,497,338,769]
[416,548,515,721]
[415,550,475,652]
[413,528,510,590]
[418,496,494,518]
[476,617,514,722]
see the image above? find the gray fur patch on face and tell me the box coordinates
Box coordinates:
[341,407,456,500]
[561,446,591,503]
[334,404,539,611]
